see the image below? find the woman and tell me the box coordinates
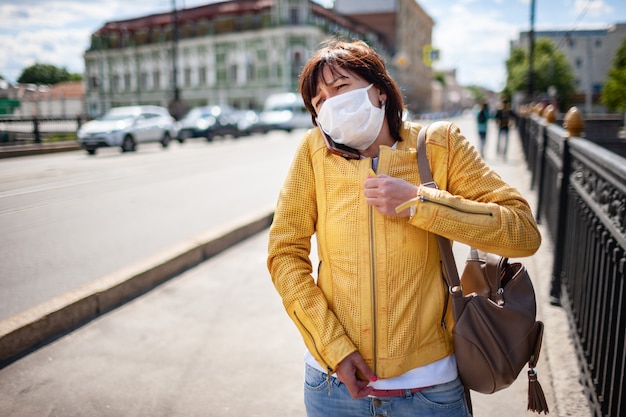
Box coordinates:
[267,40,541,417]
[476,102,489,156]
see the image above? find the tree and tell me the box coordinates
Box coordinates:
[505,38,576,111]
[601,37,626,112]
[434,71,446,87]
[17,63,71,85]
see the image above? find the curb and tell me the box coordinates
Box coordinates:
[0,209,274,367]
[0,142,80,159]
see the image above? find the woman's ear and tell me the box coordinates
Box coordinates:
[378,89,387,106]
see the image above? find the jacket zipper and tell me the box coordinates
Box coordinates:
[293,310,334,395]
[418,195,494,216]
[369,201,378,376]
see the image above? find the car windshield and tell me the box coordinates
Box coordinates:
[182,106,230,121]
[100,108,139,121]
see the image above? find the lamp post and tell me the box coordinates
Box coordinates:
[527,0,536,101]
[169,0,184,119]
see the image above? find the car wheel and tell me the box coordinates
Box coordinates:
[86,148,96,155]
[161,132,171,148]
[122,135,136,152]
[206,133,214,142]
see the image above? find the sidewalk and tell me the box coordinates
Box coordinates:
[0,118,590,416]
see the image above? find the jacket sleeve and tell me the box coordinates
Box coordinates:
[399,121,541,258]
[267,132,356,373]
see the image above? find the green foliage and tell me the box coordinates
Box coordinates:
[505,38,576,110]
[68,73,83,82]
[466,85,485,103]
[17,63,71,85]
[434,71,446,86]
[601,37,626,112]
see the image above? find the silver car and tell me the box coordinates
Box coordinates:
[78,106,176,155]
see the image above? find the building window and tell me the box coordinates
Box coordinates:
[198,67,207,85]
[229,63,238,84]
[246,62,255,82]
[112,74,120,92]
[576,57,583,69]
[292,51,303,79]
[140,72,148,89]
[215,16,236,34]
[153,71,160,89]
[289,7,299,24]
[595,39,602,47]
[184,68,192,86]
[245,54,255,82]
[124,73,131,90]
[89,76,99,90]
[182,22,194,39]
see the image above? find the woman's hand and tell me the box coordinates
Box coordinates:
[364,174,418,217]
[335,352,377,399]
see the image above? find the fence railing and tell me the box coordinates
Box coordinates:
[519,107,626,417]
[0,116,88,145]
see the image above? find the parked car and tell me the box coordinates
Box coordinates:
[258,92,312,133]
[77,105,176,155]
[176,105,241,142]
[235,109,265,136]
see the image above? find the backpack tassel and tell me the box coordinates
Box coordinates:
[527,368,549,414]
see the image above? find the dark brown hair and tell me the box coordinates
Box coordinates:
[298,39,405,142]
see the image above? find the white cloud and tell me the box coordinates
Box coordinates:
[430,2,521,90]
[575,0,613,17]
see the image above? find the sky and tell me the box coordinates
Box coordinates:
[0,0,624,91]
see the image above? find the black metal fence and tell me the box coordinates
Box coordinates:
[0,116,88,145]
[519,110,626,417]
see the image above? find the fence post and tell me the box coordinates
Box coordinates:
[33,117,41,144]
[550,107,583,305]
[535,105,556,223]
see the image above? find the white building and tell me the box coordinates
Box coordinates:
[516,23,626,112]
[83,0,391,118]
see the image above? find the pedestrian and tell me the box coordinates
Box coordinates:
[476,102,489,157]
[267,39,541,417]
[494,98,514,159]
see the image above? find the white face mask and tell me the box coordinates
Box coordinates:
[317,84,385,151]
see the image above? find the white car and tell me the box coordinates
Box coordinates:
[258,92,312,133]
[78,105,176,155]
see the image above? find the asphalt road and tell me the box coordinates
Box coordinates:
[0,131,302,321]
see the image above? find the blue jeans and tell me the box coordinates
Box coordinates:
[304,364,472,417]
[497,126,509,157]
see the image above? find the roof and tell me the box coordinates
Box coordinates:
[47,81,84,99]
[95,0,274,34]
[92,0,381,42]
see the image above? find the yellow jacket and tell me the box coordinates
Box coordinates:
[267,121,541,379]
